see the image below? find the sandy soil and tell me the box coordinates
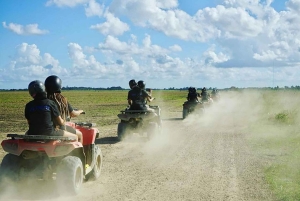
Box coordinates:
[0,94,277,201]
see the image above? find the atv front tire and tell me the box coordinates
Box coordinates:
[56,156,83,195]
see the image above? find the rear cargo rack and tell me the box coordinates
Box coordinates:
[120,110,148,114]
[7,134,77,141]
[75,122,95,128]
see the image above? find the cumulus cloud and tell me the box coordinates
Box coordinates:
[98,35,138,54]
[90,12,129,36]
[85,0,104,17]
[0,43,66,83]
[169,44,182,52]
[203,49,230,65]
[46,0,89,7]
[97,34,170,58]
[2,22,49,35]
[156,0,178,9]
[106,0,300,69]
[68,43,110,77]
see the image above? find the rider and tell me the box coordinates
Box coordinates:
[25,80,78,140]
[211,88,219,100]
[138,80,161,125]
[129,79,137,90]
[127,79,149,110]
[137,80,156,112]
[45,75,83,144]
[187,87,199,102]
[200,87,209,102]
[137,80,154,105]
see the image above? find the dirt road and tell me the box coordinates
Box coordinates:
[0,109,275,201]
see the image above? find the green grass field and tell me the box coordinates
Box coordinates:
[0,89,300,200]
[0,90,187,132]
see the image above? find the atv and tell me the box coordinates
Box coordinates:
[117,105,162,141]
[0,121,103,196]
[182,100,205,119]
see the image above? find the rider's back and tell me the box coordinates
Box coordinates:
[201,91,208,101]
[188,92,198,102]
[128,86,146,110]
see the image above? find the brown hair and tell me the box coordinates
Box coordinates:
[47,93,69,121]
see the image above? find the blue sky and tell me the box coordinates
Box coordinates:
[1,0,300,89]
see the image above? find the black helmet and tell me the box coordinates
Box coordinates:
[202,87,206,91]
[45,75,62,93]
[188,87,196,93]
[28,80,45,98]
[129,79,137,89]
[137,80,146,89]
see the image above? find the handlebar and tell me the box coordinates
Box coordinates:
[75,122,96,128]
[73,108,85,114]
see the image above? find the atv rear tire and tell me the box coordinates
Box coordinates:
[117,122,127,141]
[56,156,83,195]
[0,154,21,182]
[182,108,188,119]
[86,145,103,181]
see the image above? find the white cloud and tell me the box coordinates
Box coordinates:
[98,35,138,54]
[0,43,66,83]
[156,0,178,9]
[169,44,182,52]
[106,0,300,70]
[286,0,300,11]
[143,34,151,47]
[85,0,104,17]
[97,34,170,58]
[68,43,107,75]
[203,49,230,64]
[2,22,49,35]
[90,12,129,36]
[196,5,264,39]
[109,0,263,42]
[46,0,89,7]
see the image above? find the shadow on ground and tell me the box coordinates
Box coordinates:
[96,137,119,144]
[162,118,183,121]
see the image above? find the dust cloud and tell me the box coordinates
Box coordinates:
[141,90,266,155]
[138,89,299,169]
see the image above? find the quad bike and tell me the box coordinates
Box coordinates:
[117,105,162,141]
[182,100,205,119]
[0,121,103,196]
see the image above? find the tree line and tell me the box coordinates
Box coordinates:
[2,85,300,91]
